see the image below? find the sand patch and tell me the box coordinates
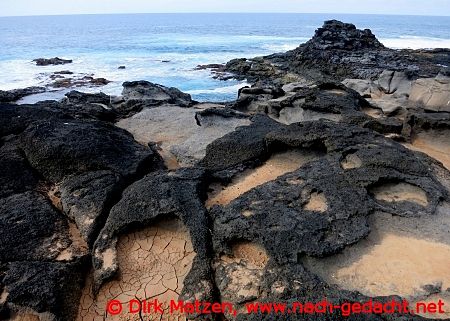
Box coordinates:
[76,219,195,321]
[341,153,362,169]
[369,182,428,207]
[302,209,450,319]
[206,150,322,208]
[404,130,450,171]
[303,192,328,213]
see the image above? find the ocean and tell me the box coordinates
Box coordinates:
[1,13,450,103]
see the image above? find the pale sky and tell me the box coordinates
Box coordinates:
[0,0,449,17]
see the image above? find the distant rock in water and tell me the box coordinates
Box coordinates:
[33,57,73,66]
[303,19,385,51]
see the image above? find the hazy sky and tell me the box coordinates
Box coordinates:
[1,0,449,17]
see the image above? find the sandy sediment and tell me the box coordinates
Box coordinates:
[206,150,322,208]
[302,205,450,319]
[404,130,450,171]
[76,219,195,321]
[369,182,428,207]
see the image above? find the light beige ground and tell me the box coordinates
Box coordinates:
[206,150,322,208]
[370,182,428,207]
[404,130,450,171]
[302,207,450,319]
[76,219,195,321]
[303,192,328,212]
[117,105,250,168]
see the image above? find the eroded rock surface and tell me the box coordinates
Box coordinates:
[117,105,250,167]
[77,219,196,321]
[2,19,450,321]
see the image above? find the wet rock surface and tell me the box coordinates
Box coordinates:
[1,19,450,321]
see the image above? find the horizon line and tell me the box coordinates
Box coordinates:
[1,12,450,18]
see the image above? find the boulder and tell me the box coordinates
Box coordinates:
[19,118,160,182]
[121,80,193,107]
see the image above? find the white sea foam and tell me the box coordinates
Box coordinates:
[380,36,450,49]
[186,81,249,96]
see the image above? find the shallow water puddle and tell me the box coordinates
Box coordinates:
[370,182,428,207]
[77,219,195,321]
[206,150,322,208]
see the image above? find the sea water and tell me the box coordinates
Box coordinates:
[0,13,449,102]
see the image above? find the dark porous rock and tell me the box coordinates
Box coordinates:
[33,57,73,66]
[195,63,226,71]
[0,191,72,262]
[54,70,74,75]
[3,260,87,321]
[0,104,69,137]
[200,115,283,173]
[224,20,446,84]
[58,91,117,121]
[19,118,162,182]
[305,19,384,51]
[402,110,450,139]
[225,57,282,82]
[194,107,249,126]
[59,170,121,246]
[0,143,39,198]
[0,86,46,103]
[121,80,194,107]
[51,76,111,89]
[233,81,369,122]
[63,90,113,105]
[211,119,448,262]
[92,168,213,302]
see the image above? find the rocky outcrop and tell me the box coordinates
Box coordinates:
[2,19,450,321]
[121,80,193,106]
[0,87,46,103]
[224,20,446,84]
[303,20,385,51]
[33,57,73,66]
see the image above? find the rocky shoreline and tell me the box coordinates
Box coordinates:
[1,20,450,321]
